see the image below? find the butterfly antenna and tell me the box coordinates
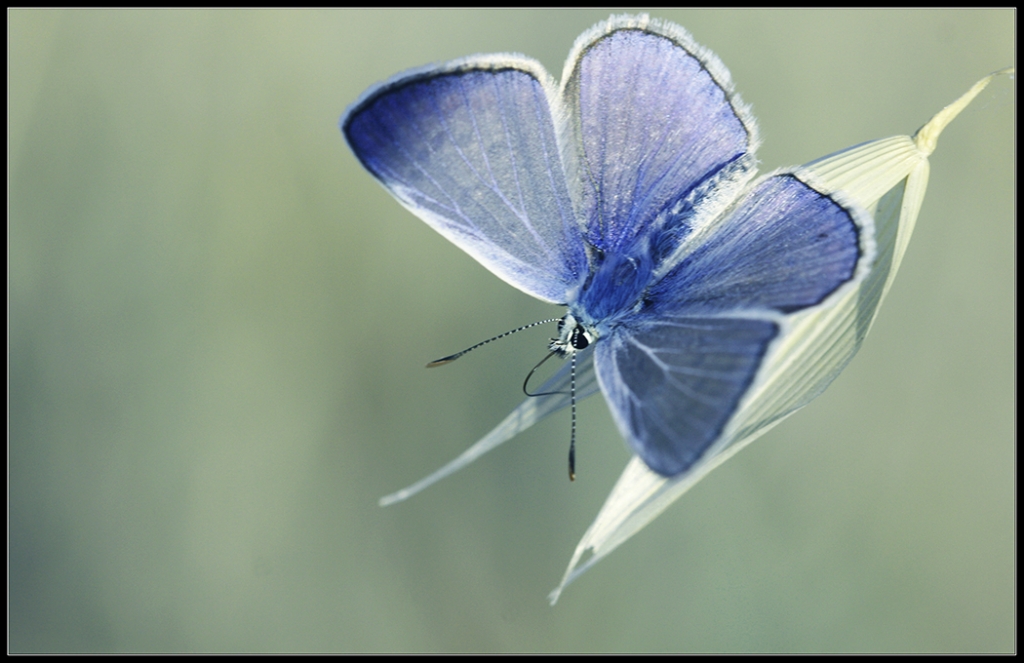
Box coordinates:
[521,349,577,480]
[426,318,561,368]
[521,350,560,396]
[568,351,577,482]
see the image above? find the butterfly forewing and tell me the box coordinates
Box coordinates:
[342,60,586,304]
[561,19,758,259]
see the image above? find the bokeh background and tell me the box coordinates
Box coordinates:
[10,9,1014,653]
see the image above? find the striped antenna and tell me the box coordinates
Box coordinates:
[425,318,561,367]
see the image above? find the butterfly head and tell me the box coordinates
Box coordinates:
[549,313,595,357]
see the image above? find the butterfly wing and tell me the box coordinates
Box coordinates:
[342,57,587,304]
[559,15,758,259]
[595,316,778,476]
[596,172,875,476]
[650,173,873,315]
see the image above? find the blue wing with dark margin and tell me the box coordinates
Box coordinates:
[595,173,873,476]
[343,58,587,304]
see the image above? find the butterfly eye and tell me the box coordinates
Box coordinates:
[570,326,589,350]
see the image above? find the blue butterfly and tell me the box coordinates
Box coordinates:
[341,15,873,480]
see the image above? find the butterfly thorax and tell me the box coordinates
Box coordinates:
[572,246,655,335]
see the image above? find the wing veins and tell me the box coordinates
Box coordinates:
[623,334,724,407]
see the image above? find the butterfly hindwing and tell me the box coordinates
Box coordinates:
[342,59,587,304]
[595,316,778,477]
[598,173,873,476]
[648,172,874,316]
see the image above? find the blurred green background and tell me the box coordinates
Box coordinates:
[9,9,1013,653]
